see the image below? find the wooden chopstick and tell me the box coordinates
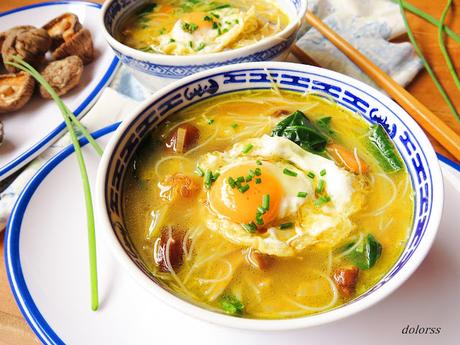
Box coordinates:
[294,11,460,162]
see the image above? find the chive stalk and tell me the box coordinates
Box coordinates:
[7,56,99,310]
[283,168,297,177]
[437,0,460,90]
[397,0,460,123]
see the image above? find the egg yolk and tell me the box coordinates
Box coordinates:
[209,163,284,225]
[181,12,213,31]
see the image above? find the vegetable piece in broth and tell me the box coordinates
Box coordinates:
[271,110,329,153]
[368,124,404,173]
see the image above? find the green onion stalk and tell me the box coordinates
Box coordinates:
[437,0,460,91]
[6,56,101,310]
[397,0,460,124]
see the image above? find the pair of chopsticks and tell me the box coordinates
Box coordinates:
[293,11,460,162]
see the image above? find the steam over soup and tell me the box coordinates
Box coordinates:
[117,0,289,55]
[123,90,414,319]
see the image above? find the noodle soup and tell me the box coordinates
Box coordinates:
[122,90,413,319]
[117,0,289,55]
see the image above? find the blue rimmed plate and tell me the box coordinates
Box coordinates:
[0,1,119,180]
[4,124,460,344]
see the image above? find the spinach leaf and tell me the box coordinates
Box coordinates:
[271,110,328,153]
[219,294,244,316]
[346,234,382,270]
[316,116,334,135]
[368,124,404,172]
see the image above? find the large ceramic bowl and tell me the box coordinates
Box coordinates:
[95,62,443,330]
[100,0,307,83]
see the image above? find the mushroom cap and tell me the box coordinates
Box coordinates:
[52,28,94,65]
[0,72,35,113]
[43,12,82,49]
[39,55,84,99]
[2,26,52,72]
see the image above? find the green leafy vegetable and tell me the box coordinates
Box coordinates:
[219,294,244,315]
[346,234,382,269]
[271,110,328,153]
[316,116,334,135]
[368,124,404,172]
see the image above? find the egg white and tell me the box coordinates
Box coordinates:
[199,135,368,256]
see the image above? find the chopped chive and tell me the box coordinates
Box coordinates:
[283,168,297,177]
[228,177,236,188]
[257,206,266,215]
[207,119,214,125]
[231,123,238,129]
[242,222,257,233]
[245,175,253,182]
[242,143,253,154]
[239,184,250,193]
[262,194,270,210]
[297,191,308,198]
[320,169,327,176]
[280,222,294,230]
[255,215,264,225]
[195,166,204,177]
[203,15,212,21]
[255,178,262,184]
[314,195,331,207]
[254,168,261,176]
[307,171,315,179]
[256,160,262,165]
[212,172,220,181]
[204,170,212,189]
[316,179,325,193]
[236,176,245,183]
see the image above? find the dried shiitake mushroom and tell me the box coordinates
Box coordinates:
[52,28,94,64]
[0,72,35,113]
[2,26,51,72]
[43,13,82,48]
[39,55,83,99]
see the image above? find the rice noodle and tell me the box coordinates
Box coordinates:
[154,156,193,180]
[282,273,338,313]
[184,127,218,156]
[361,173,397,217]
[353,147,363,175]
[196,259,233,284]
[336,232,364,259]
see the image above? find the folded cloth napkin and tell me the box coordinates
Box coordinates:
[0,0,422,231]
[296,0,422,88]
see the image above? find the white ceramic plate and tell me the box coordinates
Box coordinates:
[0,1,119,180]
[5,126,460,344]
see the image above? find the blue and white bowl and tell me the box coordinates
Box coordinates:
[96,62,443,330]
[100,0,307,83]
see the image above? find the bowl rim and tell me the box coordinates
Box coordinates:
[99,0,308,64]
[95,61,444,331]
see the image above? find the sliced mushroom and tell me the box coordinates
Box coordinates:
[43,13,82,48]
[52,28,94,64]
[2,26,51,72]
[0,72,35,113]
[39,55,83,99]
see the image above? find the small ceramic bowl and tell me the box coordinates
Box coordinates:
[100,0,307,84]
[96,62,443,330]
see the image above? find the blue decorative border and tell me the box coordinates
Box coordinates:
[0,1,120,181]
[5,124,120,345]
